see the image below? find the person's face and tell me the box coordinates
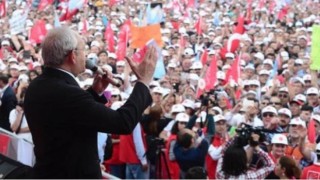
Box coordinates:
[315,121,320,135]
[9,68,19,78]
[293,82,303,95]
[272,144,287,157]
[260,100,270,109]
[278,114,291,127]
[300,110,311,122]
[116,65,124,74]
[90,46,100,54]
[107,58,116,66]
[289,124,303,138]
[259,74,269,84]
[274,159,285,177]
[152,92,162,103]
[262,112,275,125]
[218,96,227,109]
[98,53,108,65]
[29,72,38,80]
[215,120,227,135]
[278,92,289,104]
[307,94,318,106]
[249,85,258,91]
[270,97,282,110]
[178,121,187,131]
[289,103,301,116]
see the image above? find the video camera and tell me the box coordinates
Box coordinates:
[235,123,275,147]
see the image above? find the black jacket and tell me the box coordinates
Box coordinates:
[24,67,152,178]
[0,85,17,131]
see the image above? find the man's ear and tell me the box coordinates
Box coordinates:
[66,50,76,65]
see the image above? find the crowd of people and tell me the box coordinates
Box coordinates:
[1,0,320,179]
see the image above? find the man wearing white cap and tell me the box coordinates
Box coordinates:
[306,87,320,110]
[269,134,289,163]
[205,114,229,179]
[278,108,292,132]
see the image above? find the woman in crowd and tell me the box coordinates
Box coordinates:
[274,156,301,179]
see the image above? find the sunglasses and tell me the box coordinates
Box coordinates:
[270,102,281,106]
[290,124,298,128]
[278,94,288,98]
[263,113,275,118]
[274,144,286,148]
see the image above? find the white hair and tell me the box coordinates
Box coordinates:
[41,27,78,67]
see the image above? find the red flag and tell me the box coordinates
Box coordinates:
[308,119,316,143]
[187,0,195,8]
[258,0,265,9]
[277,6,289,21]
[29,20,47,45]
[116,21,131,61]
[0,133,10,154]
[269,0,276,14]
[59,8,78,21]
[225,54,241,84]
[200,49,208,65]
[105,24,115,53]
[109,0,118,7]
[0,0,6,18]
[196,78,206,98]
[194,17,203,35]
[38,0,54,11]
[204,55,217,91]
[171,21,180,31]
[226,16,245,52]
[132,45,148,63]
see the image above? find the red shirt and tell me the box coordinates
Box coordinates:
[165,134,180,179]
[301,163,320,179]
[206,135,227,179]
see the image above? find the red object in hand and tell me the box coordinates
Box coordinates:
[132,45,148,63]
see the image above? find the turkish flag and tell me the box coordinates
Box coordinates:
[0,0,6,18]
[116,21,131,61]
[201,49,208,65]
[29,20,48,45]
[105,24,115,53]
[277,5,289,21]
[308,119,316,143]
[225,54,240,84]
[204,55,217,91]
[194,17,203,35]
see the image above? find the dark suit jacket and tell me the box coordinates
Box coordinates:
[0,85,17,131]
[24,67,152,178]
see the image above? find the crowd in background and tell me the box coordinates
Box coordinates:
[1,0,320,179]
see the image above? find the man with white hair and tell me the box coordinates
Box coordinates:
[24,27,158,178]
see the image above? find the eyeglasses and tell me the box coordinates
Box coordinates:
[308,94,317,96]
[261,102,269,105]
[270,102,281,106]
[290,124,298,128]
[278,94,288,98]
[263,113,275,118]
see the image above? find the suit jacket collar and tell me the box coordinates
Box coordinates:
[43,67,80,87]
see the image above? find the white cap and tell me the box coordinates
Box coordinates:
[1,40,10,46]
[130,75,137,82]
[116,61,126,67]
[184,48,194,56]
[295,59,303,65]
[278,108,292,118]
[225,52,235,59]
[111,101,124,110]
[303,74,312,81]
[249,79,260,87]
[33,62,41,68]
[259,69,269,75]
[212,106,223,115]
[182,99,195,109]
[171,104,186,113]
[214,114,226,122]
[152,86,163,95]
[83,69,93,76]
[18,65,28,71]
[196,111,207,123]
[90,40,100,47]
[190,61,203,69]
[108,53,117,59]
[102,64,112,72]
[188,73,199,81]
[254,52,264,60]
[289,118,306,128]
[280,51,289,61]
[312,114,320,124]
[10,64,19,70]
[8,57,18,63]
[271,134,288,145]
[222,64,231,70]
[306,87,319,96]
[176,113,189,122]
[262,106,278,115]
[150,81,160,87]
[292,94,307,104]
[244,64,255,70]
[217,71,226,80]
[263,59,273,66]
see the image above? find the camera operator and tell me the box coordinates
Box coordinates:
[216,133,275,179]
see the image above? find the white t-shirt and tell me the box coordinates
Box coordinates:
[9,109,33,143]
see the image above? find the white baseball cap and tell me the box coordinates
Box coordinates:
[111,101,124,110]
[212,106,223,115]
[175,113,189,122]
[111,88,121,96]
[303,74,312,81]
[116,61,126,67]
[182,99,195,109]
[312,114,320,124]
[225,52,235,59]
[190,61,203,70]
[271,134,288,145]
[152,86,163,95]
[289,118,306,128]
[306,87,319,96]
[171,104,186,113]
[254,52,264,60]
[278,108,292,118]
[214,114,226,122]
[262,106,278,115]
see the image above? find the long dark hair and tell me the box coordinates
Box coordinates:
[222,145,248,177]
[279,156,301,179]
